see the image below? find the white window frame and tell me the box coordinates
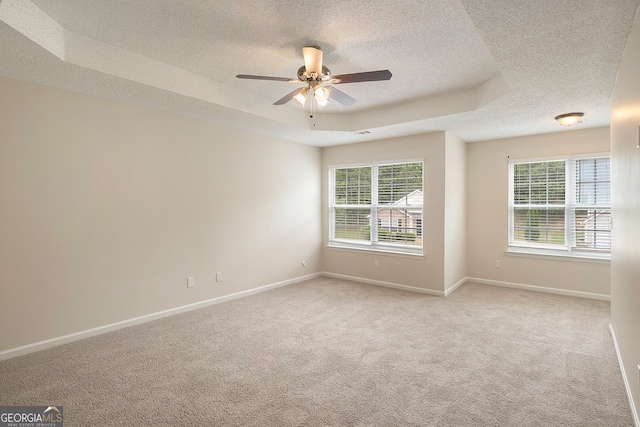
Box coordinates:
[328,159,424,255]
[507,153,611,261]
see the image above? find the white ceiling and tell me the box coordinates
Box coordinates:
[1,0,638,146]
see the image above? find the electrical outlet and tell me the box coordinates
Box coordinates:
[302,260,307,267]
[494,260,501,268]
[374,260,380,268]
[216,272,222,282]
[187,276,195,288]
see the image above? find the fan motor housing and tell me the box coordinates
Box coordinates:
[298,65,331,81]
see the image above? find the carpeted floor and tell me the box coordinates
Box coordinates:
[0,277,633,426]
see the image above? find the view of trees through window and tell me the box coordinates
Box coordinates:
[510,157,611,252]
[512,160,566,245]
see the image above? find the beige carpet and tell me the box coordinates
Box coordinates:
[0,277,633,426]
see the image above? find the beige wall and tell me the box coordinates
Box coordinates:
[321,132,448,293]
[444,132,467,292]
[610,6,640,420]
[466,127,611,297]
[0,77,322,352]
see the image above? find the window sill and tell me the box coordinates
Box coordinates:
[327,242,424,258]
[506,247,610,264]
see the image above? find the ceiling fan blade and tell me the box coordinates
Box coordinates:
[273,88,303,105]
[302,46,323,77]
[332,70,392,84]
[327,86,357,106]
[236,74,296,82]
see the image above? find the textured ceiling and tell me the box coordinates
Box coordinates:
[1,0,638,146]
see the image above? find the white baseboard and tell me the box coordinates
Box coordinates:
[444,277,467,296]
[466,277,610,301]
[321,272,445,296]
[609,324,640,427]
[0,272,321,361]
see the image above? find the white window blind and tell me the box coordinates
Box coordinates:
[571,157,611,250]
[508,155,611,258]
[329,161,423,254]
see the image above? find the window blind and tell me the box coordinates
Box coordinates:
[571,157,611,250]
[329,161,423,254]
[508,155,611,257]
[511,160,566,246]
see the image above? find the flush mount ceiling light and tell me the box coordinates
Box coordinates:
[555,112,584,126]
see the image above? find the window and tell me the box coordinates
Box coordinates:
[329,160,423,254]
[508,155,611,258]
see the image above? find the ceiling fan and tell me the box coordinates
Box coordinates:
[236,46,392,114]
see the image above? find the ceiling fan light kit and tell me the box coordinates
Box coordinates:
[314,84,329,101]
[293,88,309,106]
[236,46,392,115]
